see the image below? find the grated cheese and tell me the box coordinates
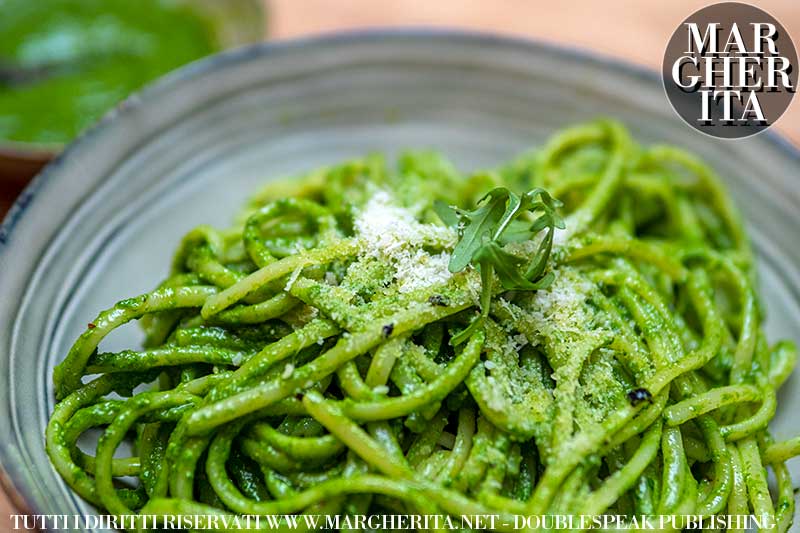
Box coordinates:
[393,249,452,294]
[353,191,456,294]
[511,333,529,351]
[528,267,594,335]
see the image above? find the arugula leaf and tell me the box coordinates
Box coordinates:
[432,199,460,227]
[525,189,565,280]
[447,188,510,272]
[497,219,535,244]
[474,241,553,291]
[449,256,495,346]
[437,186,564,345]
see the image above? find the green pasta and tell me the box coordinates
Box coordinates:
[47,120,799,531]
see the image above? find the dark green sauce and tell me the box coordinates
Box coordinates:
[0,0,219,144]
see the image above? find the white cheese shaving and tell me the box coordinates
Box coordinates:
[284,265,304,291]
[393,249,453,294]
[528,267,593,335]
[353,191,456,294]
[511,333,529,350]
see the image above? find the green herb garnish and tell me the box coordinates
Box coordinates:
[435,187,565,344]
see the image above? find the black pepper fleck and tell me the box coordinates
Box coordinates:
[382,323,394,338]
[627,388,653,406]
[428,294,450,307]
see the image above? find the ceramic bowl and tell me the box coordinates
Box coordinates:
[0,30,798,531]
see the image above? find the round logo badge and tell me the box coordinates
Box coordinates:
[662,2,797,139]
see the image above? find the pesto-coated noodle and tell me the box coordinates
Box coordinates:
[47,120,799,532]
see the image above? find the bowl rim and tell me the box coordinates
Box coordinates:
[4,27,800,247]
[1,26,799,517]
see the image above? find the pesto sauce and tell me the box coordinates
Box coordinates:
[0,0,218,144]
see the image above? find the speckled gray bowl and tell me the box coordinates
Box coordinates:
[1,30,798,531]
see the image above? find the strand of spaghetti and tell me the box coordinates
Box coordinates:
[718,387,776,441]
[643,270,725,394]
[534,122,607,189]
[764,435,800,464]
[726,440,749,533]
[364,336,405,388]
[336,360,376,399]
[301,389,410,479]
[94,390,200,515]
[152,400,214,498]
[243,198,338,268]
[53,285,218,399]
[562,120,631,237]
[564,236,688,281]
[768,340,798,389]
[451,417,495,493]
[737,437,775,522]
[604,391,668,451]
[201,240,360,317]
[478,431,511,499]
[133,373,230,499]
[248,422,344,461]
[86,346,253,373]
[338,334,481,421]
[186,295,471,435]
[435,408,476,485]
[704,252,758,385]
[170,436,211,499]
[240,437,313,472]
[45,374,152,508]
[692,416,733,517]
[580,420,662,520]
[657,426,686,514]
[647,145,750,258]
[62,401,140,477]
[208,318,340,401]
[549,463,590,516]
[664,384,762,426]
[209,292,300,325]
[632,462,660,516]
[771,457,795,533]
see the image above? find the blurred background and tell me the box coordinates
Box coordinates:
[0,0,797,524]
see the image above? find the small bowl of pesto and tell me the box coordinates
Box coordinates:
[0,0,264,183]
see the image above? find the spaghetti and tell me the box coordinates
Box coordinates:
[47,120,799,531]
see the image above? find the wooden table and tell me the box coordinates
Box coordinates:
[2,0,798,526]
